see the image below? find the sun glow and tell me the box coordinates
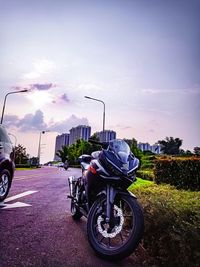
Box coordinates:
[26,90,53,109]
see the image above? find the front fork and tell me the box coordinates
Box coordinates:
[105,184,117,223]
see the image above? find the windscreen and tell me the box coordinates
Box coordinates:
[108,139,130,163]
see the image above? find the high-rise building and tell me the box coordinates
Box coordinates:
[69,125,91,145]
[150,143,161,154]
[54,133,70,160]
[137,142,161,154]
[138,142,151,152]
[96,130,116,142]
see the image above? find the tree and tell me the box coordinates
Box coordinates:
[28,157,38,166]
[124,138,143,159]
[56,146,69,163]
[56,136,103,165]
[88,133,102,152]
[194,147,200,156]
[14,144,29,164]
[158,137,182,155]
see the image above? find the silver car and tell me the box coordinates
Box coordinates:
[0,124,15,201]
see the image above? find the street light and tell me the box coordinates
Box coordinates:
[37,131,46,166]
[1,89,28,124]
[37,130,50,166]
[84,96,105,132]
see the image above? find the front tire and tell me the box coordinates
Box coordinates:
[87,193,144,260]
[0,169,11,202]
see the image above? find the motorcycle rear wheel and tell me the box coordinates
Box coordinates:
[87,193,144,260]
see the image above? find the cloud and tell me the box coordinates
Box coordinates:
[11,83,57,92]
[115,124,132,130]
[11,86,28,91]
[140,87,200,95]
[149,129,155,133]
[22,59,57,80]
[30,83,56,90]
[52,93,70,104]
[60,93,69,102]
[49,115,89,133]
[4,111,88,133]
[4,110,48,132]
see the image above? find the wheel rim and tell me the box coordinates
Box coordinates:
[92,197,135,251]
[0,173,9,197]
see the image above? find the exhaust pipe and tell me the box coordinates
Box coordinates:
[68,176,78,197]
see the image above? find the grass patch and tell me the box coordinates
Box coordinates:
[137,170,154,181]
[129,178,154,190]
[16,167,38,171]
[130,184,200,266]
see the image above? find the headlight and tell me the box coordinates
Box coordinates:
[106,161,122,176]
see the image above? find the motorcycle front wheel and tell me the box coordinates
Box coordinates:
[87,193,144,260]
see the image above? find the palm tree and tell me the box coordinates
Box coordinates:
[56,146,69,163]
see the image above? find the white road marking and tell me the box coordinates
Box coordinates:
[0,201,31,209]
[4,190,38,203]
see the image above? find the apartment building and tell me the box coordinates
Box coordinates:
[137,142,161,154]
[69,125,91,145]
[54,133,70,160]
[96,130,116,142]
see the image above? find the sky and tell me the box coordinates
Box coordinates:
[0,0,200,163]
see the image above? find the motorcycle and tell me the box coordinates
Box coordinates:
[68,138,144,260]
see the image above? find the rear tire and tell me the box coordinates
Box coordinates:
[0,169,11,202]
[87,193,144,260]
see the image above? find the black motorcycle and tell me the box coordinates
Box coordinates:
[68,139,144,260]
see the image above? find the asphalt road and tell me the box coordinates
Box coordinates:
[0,167,144,267]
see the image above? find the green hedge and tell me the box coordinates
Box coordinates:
[154,157,200,190]
[137,170,154,181]
[131,184,200,266]
[15,164,32,168]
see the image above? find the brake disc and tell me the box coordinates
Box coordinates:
[97,205,124,238]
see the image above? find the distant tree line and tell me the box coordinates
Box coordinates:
[12,136,200,167]
[13,144,38,167]
[56,135,200,165]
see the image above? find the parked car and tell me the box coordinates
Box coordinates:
[0,124,15,201]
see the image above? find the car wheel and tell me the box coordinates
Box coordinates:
[0,169,11,202]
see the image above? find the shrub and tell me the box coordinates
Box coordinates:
[131,184,200,266]
[140,161,154,170]
[140,155,157,170]
[137,170,154,181]
[15,164,32,168]
[154,157,200,190]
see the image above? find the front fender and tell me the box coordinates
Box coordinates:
[124,190,137,199]
[96,188,137,200]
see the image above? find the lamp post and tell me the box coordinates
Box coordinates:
[1,89,28,124]
[84,96,105,133]
[37,131,45,166]
[37,130,50,166]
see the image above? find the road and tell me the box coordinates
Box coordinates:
[0,167,144,267]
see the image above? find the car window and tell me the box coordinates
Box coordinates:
[0,126,11,143]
